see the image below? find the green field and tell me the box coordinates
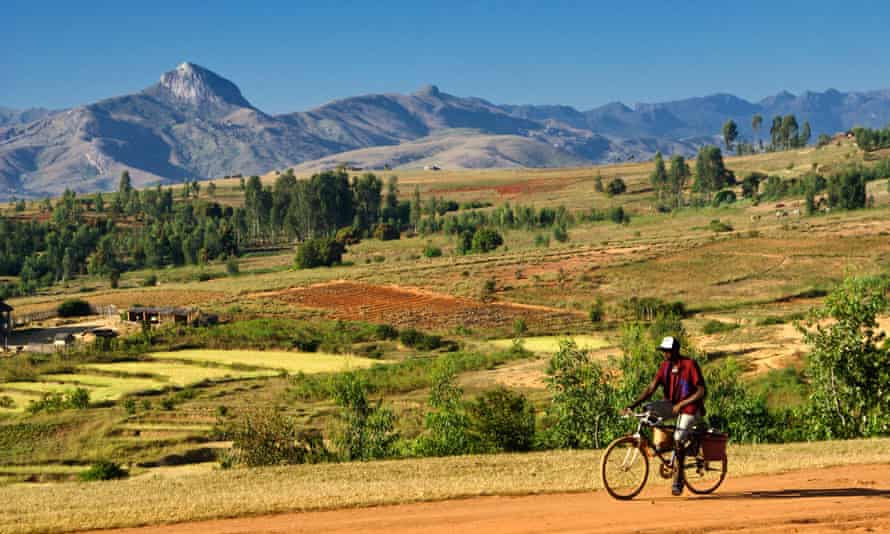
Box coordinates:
[149,349,387,374]
[489,335,611,353]
[21,375,169,401]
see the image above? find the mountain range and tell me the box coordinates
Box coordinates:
[3,62,890,199]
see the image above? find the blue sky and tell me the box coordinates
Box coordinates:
[5,1,890,113]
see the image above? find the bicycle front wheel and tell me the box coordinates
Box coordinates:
[683,452,727,494]
[600,436,649,500]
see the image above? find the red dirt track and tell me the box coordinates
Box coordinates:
[90,463,890,533]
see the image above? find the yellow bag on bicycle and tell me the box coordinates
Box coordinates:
[653,427,674,451]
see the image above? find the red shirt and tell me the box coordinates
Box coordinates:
[655,356,706,416]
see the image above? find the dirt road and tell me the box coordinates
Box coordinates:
[89,463,890,533]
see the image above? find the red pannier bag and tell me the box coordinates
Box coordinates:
[701,430,728,461]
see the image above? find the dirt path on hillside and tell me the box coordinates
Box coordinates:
[89,463,890,533]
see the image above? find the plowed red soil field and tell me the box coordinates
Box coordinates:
[88,463,890,534]
[253,281,587,332]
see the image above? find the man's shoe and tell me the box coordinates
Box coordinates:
[671,482,683,496]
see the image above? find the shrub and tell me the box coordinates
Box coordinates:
[331,373,399,461]
[608,206,628,224]
[471,228,503,253]
[335,226,361,245]
[374,323,399,340]
[588,298,605,323]
[399,328,442,350]
[712,190,737,206]
[79,461,128,482]
[225,258,240,276]
[544,340,619,449]
[0,395,14,409]
[552,225,569,243]
[708,219,733,233]
[701,320,739,335]
[27,388,91,413]
[372,223,400,241]
[534,233,550,247]
[142,274,158,287]
[57,299,92,317]
[122,398,137,415]
[295,238,345,269]
[225,408,330,467]
[422,242,442,258]
[606,177,627,196]
[413,359,480,456]
[468,387,536,452]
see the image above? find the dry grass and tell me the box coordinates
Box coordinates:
[2,437,889,533]
[148,349,386,374]
[489,335,610,353]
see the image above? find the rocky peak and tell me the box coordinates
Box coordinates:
[146,62,253,113]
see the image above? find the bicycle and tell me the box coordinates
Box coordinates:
[600,408,728,500]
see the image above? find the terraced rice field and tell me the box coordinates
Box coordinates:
[255,281,588,332]
[81,361,276,385]
[488,335,611,353]
[149,349,385,374]
[14,375,169,401]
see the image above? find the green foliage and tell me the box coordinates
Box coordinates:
[618,296,686,321]
[534,233,550,247]
[470,227,503,253]
[372,223,400,241]
[608,206,629,224]
[606,177,627,196]
[588,298,605,323]
[552,225,569,243]
[512,318,527,338]
[800,276,890,438]
[827,168,867,210]
[467,387,536,452]
[422,242,442,258]
[708,219,733,233]
[701,320,739,335]
[399,328,443,350]
[694,145,733,199]
[722,120,739,152]
[79,461,128,481]
[413,359,479,456]
[26,388,91,413]
[295,237,345,269]
[544,340,620,449]
[122,398,137,415]
[225,408,330,467]
[712,190,737,206]
[225,258,240,276]
[331,373,398,461]
[57,298,92,317]
[142,274,158,287]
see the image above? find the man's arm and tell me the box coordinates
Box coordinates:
[671,384,705,416]
[626,375,660,412]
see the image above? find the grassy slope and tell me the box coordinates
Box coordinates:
[3,437,890,533]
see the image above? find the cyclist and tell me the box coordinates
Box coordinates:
[624,336,706,496]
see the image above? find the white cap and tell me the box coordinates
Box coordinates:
[658,336,678,351]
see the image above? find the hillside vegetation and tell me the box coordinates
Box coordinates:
[1,139,889,528]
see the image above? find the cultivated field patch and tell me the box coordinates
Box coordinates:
[149,349,385,374]
[489,335,610,353]
[81,362,277,386]
[253,281,588,333]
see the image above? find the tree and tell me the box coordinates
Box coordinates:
[800,276,890,438]
[606,177,626,196]
[769,116,782,150]
[332,373,398,461]
[799,121,812,147]
[667,155,691,208]
[207,182,217,198]
[722,120,739,153]
[694,146,730,200]
[409,185,422,232]
[752,114,763,147]
[545,340,619,448]
[781,115,799,149]
[471,228,504,253]
[649,152,668,202]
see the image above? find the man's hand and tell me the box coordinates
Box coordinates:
[671,404,683,417]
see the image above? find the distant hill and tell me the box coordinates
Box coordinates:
[3,62,890,199]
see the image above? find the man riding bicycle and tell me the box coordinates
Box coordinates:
[624,336,706,496]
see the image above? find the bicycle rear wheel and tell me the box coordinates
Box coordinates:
[601,436,649,500]
[683,447,727,495]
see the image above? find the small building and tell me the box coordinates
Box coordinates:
[0,301,12,350]
[126,306,199,326]
[125,307,217,327]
